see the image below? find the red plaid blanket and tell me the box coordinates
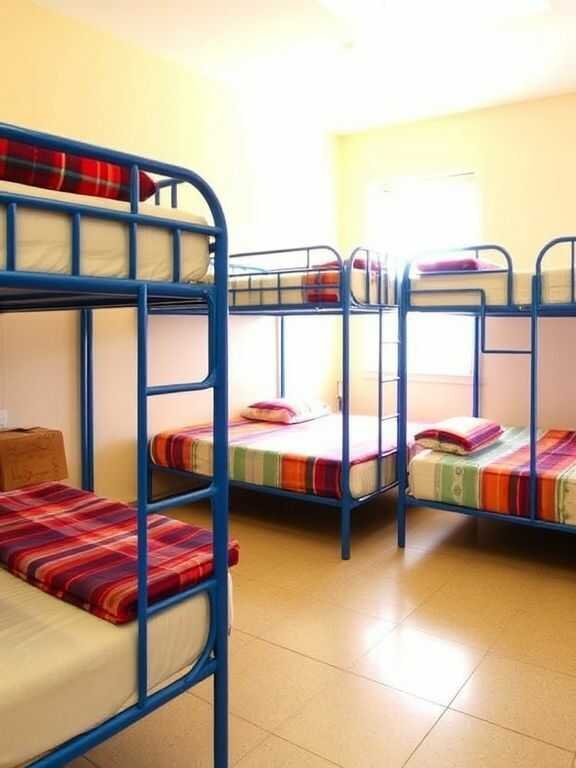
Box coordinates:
[0,138,157,201]
[0,482,238,624]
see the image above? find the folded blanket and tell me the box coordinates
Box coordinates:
[416,257,499,273]
[0,482,239,624]
[415,417,503,455]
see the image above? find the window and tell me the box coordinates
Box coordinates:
[364,173,480,378]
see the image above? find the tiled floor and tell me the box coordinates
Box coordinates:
[80,491,576,767]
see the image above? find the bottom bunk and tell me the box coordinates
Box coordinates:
[409,426,576,526]
[152,414,413,500]
[0,482,238,768]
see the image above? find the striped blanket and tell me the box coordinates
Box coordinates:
[409,427,576,525]
[152,415,409,499]
[0,482,239,624]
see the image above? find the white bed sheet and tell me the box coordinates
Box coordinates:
[228,269,396,307]
[0,568,232,768]
[0,182,210,283]
[409,267,573,307]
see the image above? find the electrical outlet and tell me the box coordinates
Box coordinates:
[0,410,8,429]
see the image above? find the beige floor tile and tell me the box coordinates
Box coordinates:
[195,634,341,731]
[66,760,97,768]
[260,596,394,668]
[310,563,449,623]
[405,710,573,768]
[235,735,340,767]
[275,669,442,768]
[443,559,575,612]
[402,579,521,650]
[492,608,576,677]
[88,695,266,768]
[358,545,461,587]
[353,626,484,705]
[452,655,576,751]
[263,554,366,592]
[231,575,305,637]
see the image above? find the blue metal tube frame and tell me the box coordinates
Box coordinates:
[340,260,353,560]
[80,308,95,491]
[397,236,576,547]
[0,123,230,768]
[154,244,398,561]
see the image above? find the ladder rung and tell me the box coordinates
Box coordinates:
[147,375,215,396]
[483,348,531,355]
[380,376,399,384]
[147,577,217,618]
[381,413,399,422]
[146,485,215,514]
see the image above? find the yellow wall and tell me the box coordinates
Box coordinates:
[336,94,576,428]
[0,0,338,499]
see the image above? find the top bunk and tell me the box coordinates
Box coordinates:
[0,123,226,313]
[402,241,576,316]
[224,245,397,315]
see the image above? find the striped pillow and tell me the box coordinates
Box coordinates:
[241,398,330,424]
[0,138,157,202]
[415,417,503,455]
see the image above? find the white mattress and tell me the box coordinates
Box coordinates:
[0,181,210,283]
[0,568,231,768]
[410,266,573,308]
[228,268,396,307]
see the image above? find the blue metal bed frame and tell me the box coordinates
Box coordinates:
[152,244,399,560]
[0,123,230,767]
[396,243,576,547]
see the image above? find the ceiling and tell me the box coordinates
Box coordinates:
[37,0,576,131]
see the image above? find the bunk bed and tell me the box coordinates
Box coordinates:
[397,242,576,547]
[151,245,405,561]
[0,124,233,768]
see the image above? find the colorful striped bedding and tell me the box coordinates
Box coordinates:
[409,427,576,525]
[152,415,417,500]
[0,482,239,624]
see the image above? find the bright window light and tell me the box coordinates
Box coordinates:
[364,173,480,378]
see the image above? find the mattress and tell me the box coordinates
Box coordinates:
[0,181,210,282]
[152,415,417,500]
[0,567,235,768]
[409,426,576,525]
[409,267,573,308]
[228,267,396,307]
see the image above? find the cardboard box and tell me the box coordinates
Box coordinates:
[0,428,68,491]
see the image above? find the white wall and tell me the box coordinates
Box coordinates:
[0,0,339,499]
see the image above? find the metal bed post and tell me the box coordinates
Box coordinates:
[136,284,149,708]
[211,203,230,768]
[473,315,480,417]
[340,261,353,560]
[80,308,95,491]
[397,266,409,548]
[377,308,383,493]
[278,316,286,398]
[529,275,539,521]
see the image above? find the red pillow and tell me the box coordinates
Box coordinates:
[0,138,157,202]
[416,257,499,273]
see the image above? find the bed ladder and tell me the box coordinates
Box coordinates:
[377,306,401,493]
[78,282,230,768]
